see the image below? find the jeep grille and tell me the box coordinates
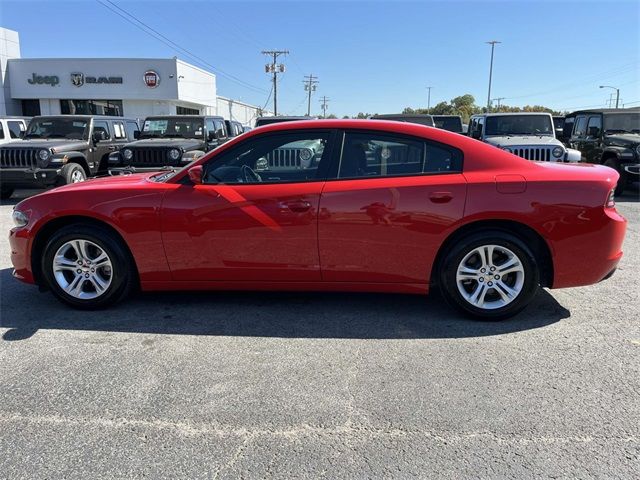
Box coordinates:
[511,147,553,162]
[0,148,38,168]
[266,148,305,169]
[130,148,175,167]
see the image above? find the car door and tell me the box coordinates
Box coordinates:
[161,129,335,281]
[583,115,603,164]
[91,119,114,173]
[569,115,588,161]
[317,130,467,284]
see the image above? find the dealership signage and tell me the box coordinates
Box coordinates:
[144,70,160,88]
[70,72,123,87]
[27,73,59,86]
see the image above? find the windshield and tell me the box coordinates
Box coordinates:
[24,118,89,139]
[433,116,463,132]
[484,115,554,136]
[141,118,204,139]
[603,113,640,133]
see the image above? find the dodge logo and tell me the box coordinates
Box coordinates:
[70,72,85,87]
[144,70,160,88]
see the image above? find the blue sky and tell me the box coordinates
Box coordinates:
[1,0,638,116]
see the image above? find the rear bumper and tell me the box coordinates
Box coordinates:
[552,207,627,288]
[0,168,60,188]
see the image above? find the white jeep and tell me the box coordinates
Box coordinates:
[469,112,581,162]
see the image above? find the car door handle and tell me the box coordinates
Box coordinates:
[429,191,453,203]
[283,200,312,212]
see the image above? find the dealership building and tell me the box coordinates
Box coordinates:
[0,27,264,125]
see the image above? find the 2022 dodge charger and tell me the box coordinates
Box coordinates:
[9,119,627,319]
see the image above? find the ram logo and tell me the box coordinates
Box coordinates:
[70,72,85,87]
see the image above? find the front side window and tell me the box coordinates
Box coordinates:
[573,116,588,138]
[25,118,89,140]
[586,116,602,137]
[338,132,461,179]
[125,121,139,140]
[93,121,111,140]
[214,120,226,138]
[203,132,330,185]
[0,122,4,139]
[7,121,25,139]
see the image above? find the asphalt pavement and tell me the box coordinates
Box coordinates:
[0,189,638,479]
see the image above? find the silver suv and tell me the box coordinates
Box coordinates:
[469,112,580,162]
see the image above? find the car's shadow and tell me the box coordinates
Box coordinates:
[0,268,570,341]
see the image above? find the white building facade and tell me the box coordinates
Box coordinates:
[0,27,264,125]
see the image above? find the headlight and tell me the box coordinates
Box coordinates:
[37,149,51,167]
[12,209,29,228]
[502,147,512,153]
[122,149,133,161]
[299,148,314,168]
[168,148,181,161]
[552,146,564,158]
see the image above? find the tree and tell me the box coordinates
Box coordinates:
[326,114,337,119]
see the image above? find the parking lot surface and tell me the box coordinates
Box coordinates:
[1,190,639,479]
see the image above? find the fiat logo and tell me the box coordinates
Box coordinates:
[143,70,160,88]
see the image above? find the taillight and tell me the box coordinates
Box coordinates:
[605,189,616,208]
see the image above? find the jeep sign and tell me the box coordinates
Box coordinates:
[27,73,59,86]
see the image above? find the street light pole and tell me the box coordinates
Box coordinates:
[486,40,501,111]
[599,85,620,109]
[426,86,433,113]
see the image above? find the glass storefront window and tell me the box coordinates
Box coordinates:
[60,99,123,116]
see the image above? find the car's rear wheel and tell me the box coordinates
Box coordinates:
[56,163,87,186]
[1,186,14,200]
[41,224,135,309]
[603,158,626,196]
[439,231,540,320]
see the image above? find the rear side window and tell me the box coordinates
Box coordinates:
[338,131,462,179]
[113,121,127,139]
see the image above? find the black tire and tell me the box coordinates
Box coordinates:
[56,163,87,186]
[1,186,14,200]
[603,158,626,196]
[41,224,136,309]
[439,230,540,321]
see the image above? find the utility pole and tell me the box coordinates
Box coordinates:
[486,40,501,111]
[303,74,319,116]
[319,96,330,118]
[600,85,620,108]
[426,86,433,113]
[262,49,289,115]
[492,97,505,110]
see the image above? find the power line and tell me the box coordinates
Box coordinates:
[303,74,319,116]
[96,0,267,94]
[262,50,289,115]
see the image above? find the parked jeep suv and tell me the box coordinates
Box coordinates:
[566,108,640,195]
[468,112,580,163]
[0,115,139,199]
[109,115,229,172]
[433,115,464,133]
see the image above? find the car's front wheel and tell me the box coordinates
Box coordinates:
[41,224,136,309]
[57,163,87,186]
[439,231,540,320]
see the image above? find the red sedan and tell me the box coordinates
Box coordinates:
[9,120,627,319]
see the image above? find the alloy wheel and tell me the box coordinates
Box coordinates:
[52,239,113,300]
[455,244,525,310]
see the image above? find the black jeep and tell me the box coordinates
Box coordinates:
[109,115,229,173]
[565,108,640,195]
[0,115,139,199]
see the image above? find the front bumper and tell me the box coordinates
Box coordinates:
[9,226,35,284]
[0,168,60,188]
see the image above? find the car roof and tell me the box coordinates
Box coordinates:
[567,107,640,116]
[472,112,552,117]
[32,115,137,121]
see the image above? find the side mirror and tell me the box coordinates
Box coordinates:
[133,130,140,139]
[188,165,203,184]
[93,131,107,143]
[471,127,482,139]
[587,126,600,138]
